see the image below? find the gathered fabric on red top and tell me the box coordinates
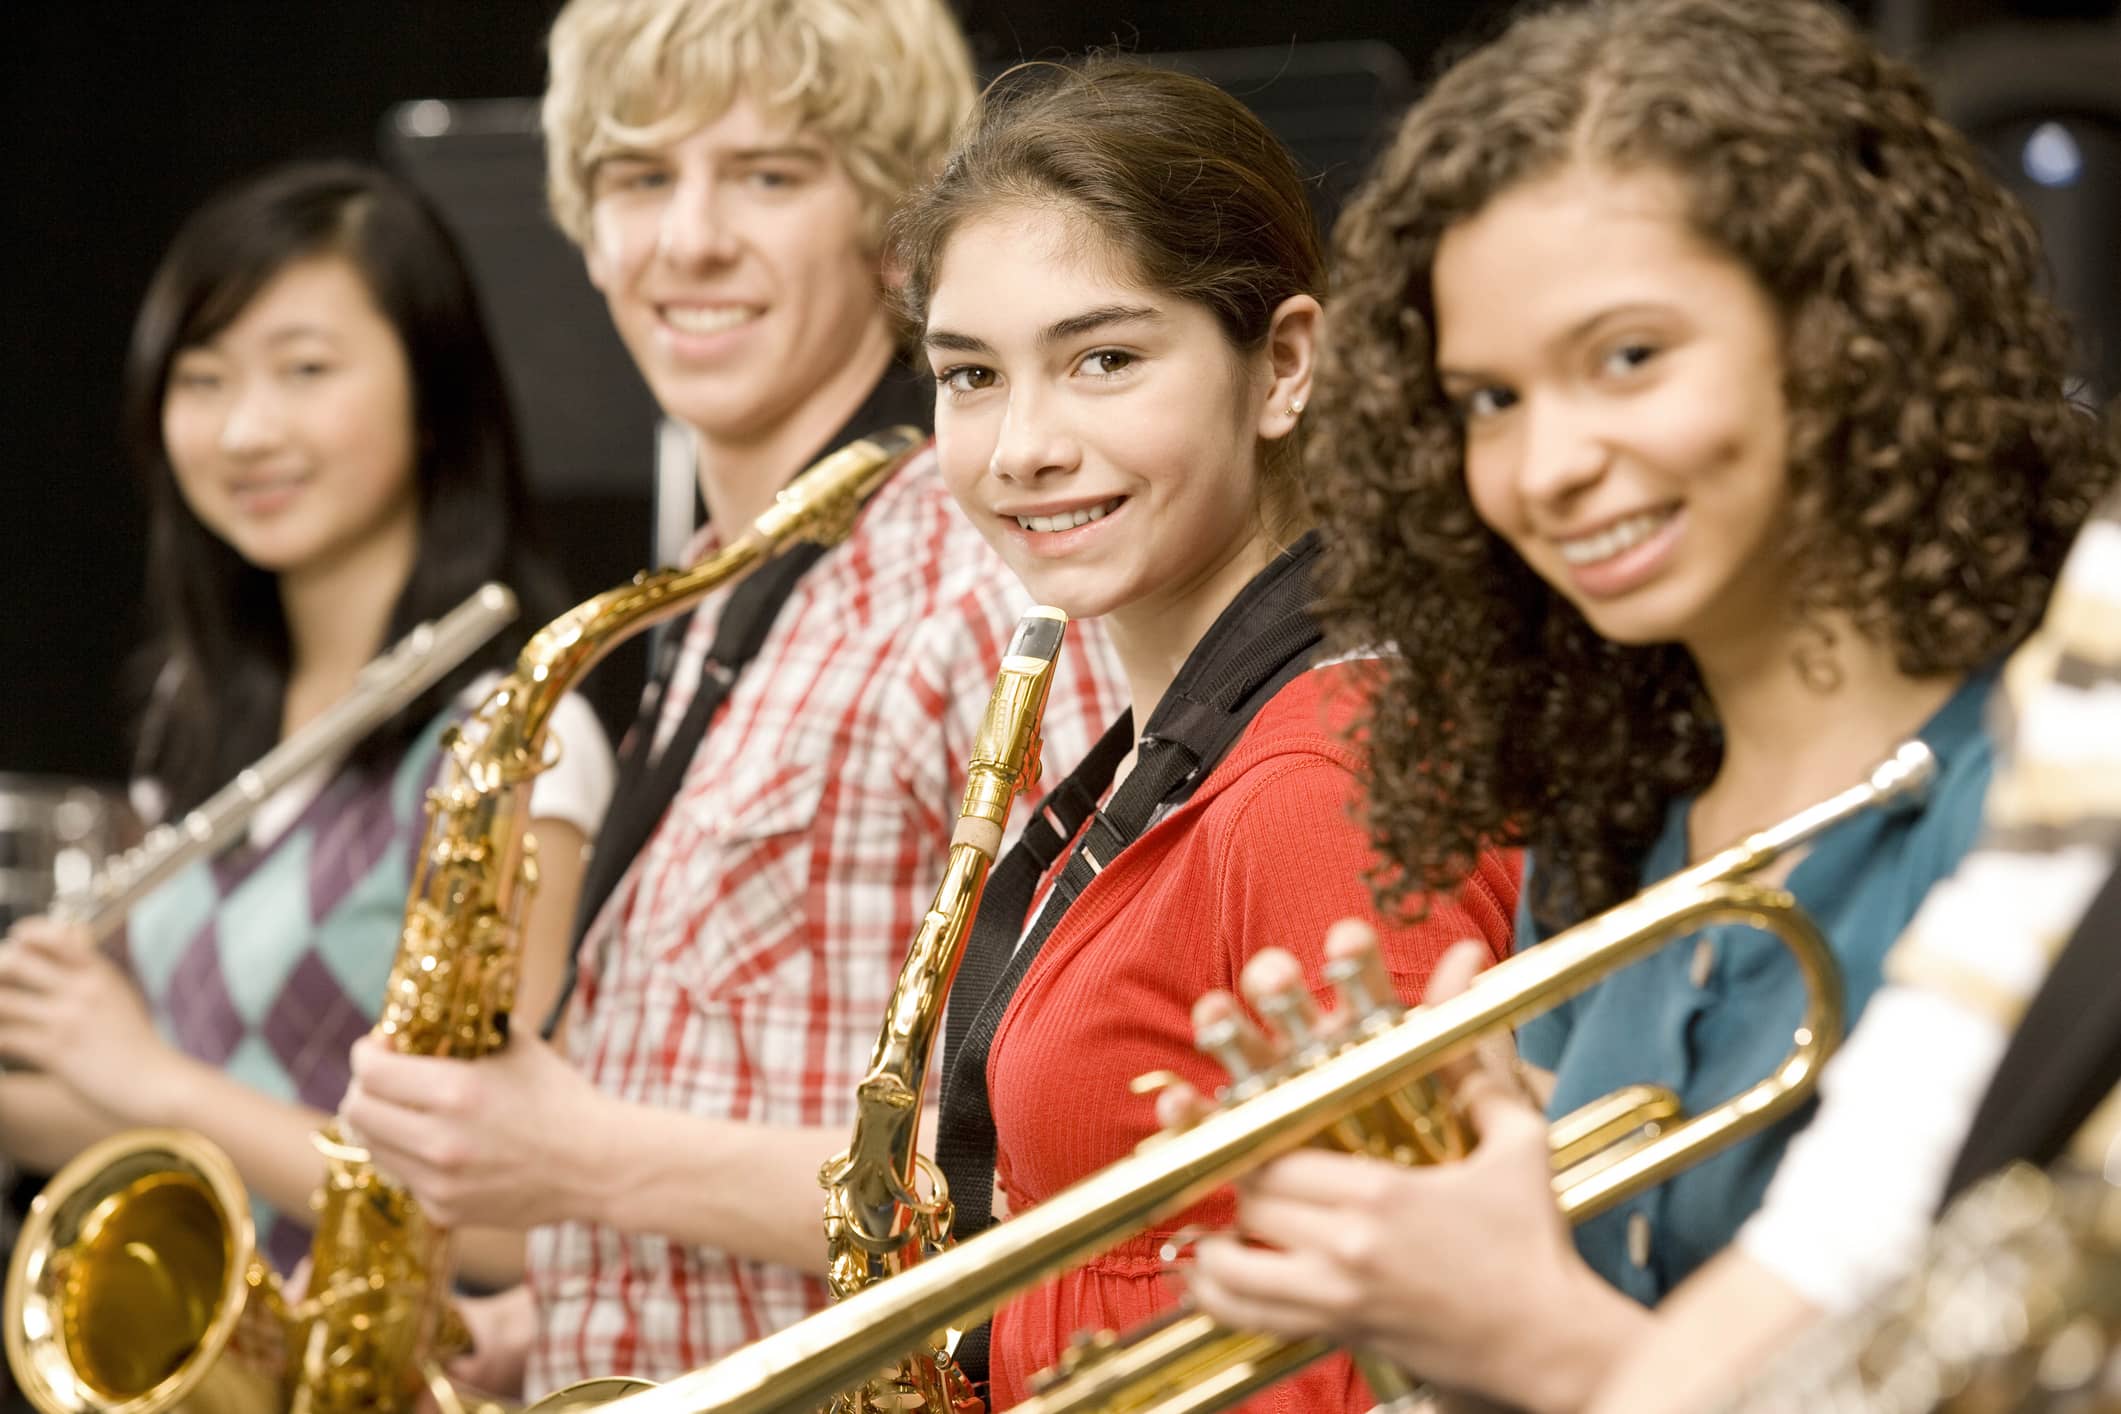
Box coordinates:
[983,660,1522,1412]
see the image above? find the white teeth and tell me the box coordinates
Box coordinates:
[662,305,756,334]
[232,475,307,496]
[1014,499,1121,534]
[1557,510,1675,566]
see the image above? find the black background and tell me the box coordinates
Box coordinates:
[11,0,2114,787]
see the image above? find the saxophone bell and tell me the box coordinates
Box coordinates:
[5,1129,287,1414]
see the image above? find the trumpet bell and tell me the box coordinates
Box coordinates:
[5,1129,286,1414]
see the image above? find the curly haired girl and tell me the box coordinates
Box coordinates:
[1174,0,2120,1408]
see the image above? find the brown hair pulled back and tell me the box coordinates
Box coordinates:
[890,59,1325,506]
[1315,0,2119,929]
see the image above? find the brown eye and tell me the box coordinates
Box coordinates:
[939,365,996,394]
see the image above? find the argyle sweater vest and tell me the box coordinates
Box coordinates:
[123,708,453,1270]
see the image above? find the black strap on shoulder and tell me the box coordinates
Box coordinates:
[541,543,826,1037]
[935,532,1325,1388]
[1940,856,2121,1204]
[539,364,934,1038]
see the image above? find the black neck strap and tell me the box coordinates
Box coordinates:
[935,533,1325,1388]
[541,366,933,1038]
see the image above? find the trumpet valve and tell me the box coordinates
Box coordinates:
[1195,1014,1267,1101]
[1255,983,1321,1054]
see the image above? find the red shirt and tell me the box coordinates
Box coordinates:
[984,662,1521,1411]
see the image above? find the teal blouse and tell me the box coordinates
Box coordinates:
[1515,667,1999,1305]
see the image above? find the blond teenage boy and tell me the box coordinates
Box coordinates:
[341,0,1122,1391]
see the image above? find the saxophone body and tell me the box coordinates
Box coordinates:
[294,426,921,1414]
[815,606,1068,1414]
[3,429,921,1414]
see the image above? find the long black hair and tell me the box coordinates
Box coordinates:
[125,161,566,814]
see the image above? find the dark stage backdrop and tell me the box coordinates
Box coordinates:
[18,0,2118,793]
[7,0,1537,786]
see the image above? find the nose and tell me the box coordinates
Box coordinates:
[985,382,1080,485]
[218,377,285,458]
[657,171,740,269]
[1513,392,1609,509]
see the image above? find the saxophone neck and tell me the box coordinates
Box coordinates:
[953,607,1070,858]
[822,606,1073,1289]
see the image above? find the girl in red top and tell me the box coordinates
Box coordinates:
[892,62,1521,1411]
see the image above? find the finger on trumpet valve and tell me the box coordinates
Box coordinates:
[1237,948,1320,1049]
[1195,1012,1262,1094]
[1323,919,1400,1032]
[1255,982,1321,1053]
[1191,992,1277,1102]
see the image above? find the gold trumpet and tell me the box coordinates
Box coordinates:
[576,741,1935,1414]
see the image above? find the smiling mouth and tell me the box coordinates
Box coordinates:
[230,473,311,499]
[1556,508,1677,566]
[1013,498,1124,534]
[661,305,760,335]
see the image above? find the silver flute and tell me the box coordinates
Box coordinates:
[50,582,518,943]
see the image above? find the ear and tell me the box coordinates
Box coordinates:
[1255,294,1322,443]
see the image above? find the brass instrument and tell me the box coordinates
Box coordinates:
[55,584,522,945]
[816,606,1066,1414]
[3,429,922,1414]
[524,605,1070,1414]
[574,741,1935,1414]
[1724,1161,2121,1413]
[3,584,521,1414]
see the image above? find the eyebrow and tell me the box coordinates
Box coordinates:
[923,303,1163,356]
[595,142,828,166]
[173,325,341,357]
[264,325,343,347]
[725,144,828,165]
[1437,300,1673,382]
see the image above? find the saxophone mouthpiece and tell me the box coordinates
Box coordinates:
[1007,605,1069,668]
[953,606,1071,856]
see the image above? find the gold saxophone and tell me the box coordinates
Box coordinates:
[524,605,1071,1414]
[558,742,1934,1414]
[815,605,1067,1414]
[2,428,922,1414]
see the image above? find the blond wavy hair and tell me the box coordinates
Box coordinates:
[542,0,976,248]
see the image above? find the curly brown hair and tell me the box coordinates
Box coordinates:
[1317,0,2120,929]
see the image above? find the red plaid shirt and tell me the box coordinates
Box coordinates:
[526,448,1123,1391]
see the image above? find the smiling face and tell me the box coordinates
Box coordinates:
[923,205,1302,649]
[161,254,420,582]
[1435,163,1792,654]
[580,95,893,452]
